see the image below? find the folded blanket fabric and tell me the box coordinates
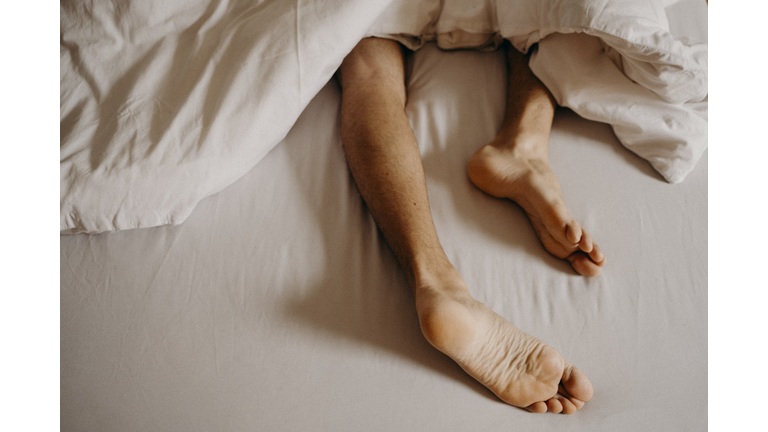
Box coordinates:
[367,0,708,184]
[60,0,707,234]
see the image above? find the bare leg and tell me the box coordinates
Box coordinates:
[467,42,606,276]
[338,38,593,414]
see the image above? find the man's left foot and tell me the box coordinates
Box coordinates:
[467,140,605,276]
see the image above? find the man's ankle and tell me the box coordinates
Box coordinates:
[411,261,466,296]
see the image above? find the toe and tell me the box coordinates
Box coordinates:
[589,243,605,266]
[539,200,581,247]
[578,230,605,265]
[559,384,586,410]
[564,220,582,245]
[569,397,585,410]
[567,252,602,277]
[526,401,548,413]
[559,397,577,414]
[577,229,594,254]
[561,362,594,402]
[546,398,563,413]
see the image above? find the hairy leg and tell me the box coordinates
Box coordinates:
[467,42,606,276]
[338,38,593,413]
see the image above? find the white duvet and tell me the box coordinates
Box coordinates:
[60,0,707,234]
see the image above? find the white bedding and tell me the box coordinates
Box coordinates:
[60,0,707,234]
[61,1,707,430]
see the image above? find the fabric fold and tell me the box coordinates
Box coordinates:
[61,0,707,233]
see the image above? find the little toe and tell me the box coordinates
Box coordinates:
[527,401,548,413]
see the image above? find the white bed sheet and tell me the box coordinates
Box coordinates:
[60,1,707,430]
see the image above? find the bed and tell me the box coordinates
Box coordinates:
[60,0,707,430]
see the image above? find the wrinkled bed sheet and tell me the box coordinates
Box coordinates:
[61,1,707,430]
[60,0,707,234]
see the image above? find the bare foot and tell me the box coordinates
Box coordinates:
[467,142,605,276]
[415,276,593,413]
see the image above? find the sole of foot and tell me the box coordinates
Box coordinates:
[415,282,593,413]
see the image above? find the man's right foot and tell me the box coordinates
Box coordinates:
[467,141,605,276]
[415,274,593,413]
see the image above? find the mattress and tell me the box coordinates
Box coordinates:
[60,0,707,430]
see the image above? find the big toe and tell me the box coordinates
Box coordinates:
[561,362,593,402]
